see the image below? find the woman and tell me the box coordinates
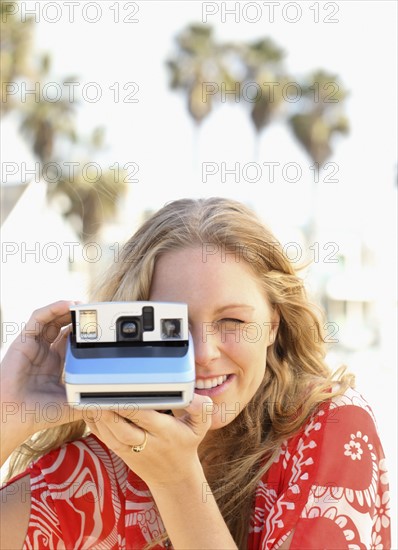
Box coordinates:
[0,197,391,549]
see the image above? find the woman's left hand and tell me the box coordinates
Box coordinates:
[85,394,213,487]
[86,395,240,549]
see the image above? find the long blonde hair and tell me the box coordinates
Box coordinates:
[7,197,354,548]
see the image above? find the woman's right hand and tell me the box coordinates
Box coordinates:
[0,300,84,465]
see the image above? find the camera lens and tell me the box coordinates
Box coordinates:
[116,316,142,342]
[121,321,139,336]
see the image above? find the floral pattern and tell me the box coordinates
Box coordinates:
[249,387,391,549]
[1,387,391,549]
[344,431,366,460]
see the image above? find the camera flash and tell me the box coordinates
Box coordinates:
[79,310,98,340]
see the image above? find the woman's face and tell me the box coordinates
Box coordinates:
[149,246,279,430]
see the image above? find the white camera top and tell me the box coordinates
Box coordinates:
[71,301,189,344]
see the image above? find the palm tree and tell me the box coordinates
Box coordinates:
[166,24,239,125]
[50,150,127,243]
[287,70,349,246]
[0,0,35,116]
[19,54,78,164]
[166,24,349,165]
[1,0,128,245]
[234,37,288,159]
[288,70,349,166]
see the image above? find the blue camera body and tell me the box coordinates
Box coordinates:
[64,301,195,409]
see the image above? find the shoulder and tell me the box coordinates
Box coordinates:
[263,385,389,519]
[308,386,388,492]
[277,386,386,476]
[251,387,391,548]
[309,385,385,467]
[325,384,379,427]
[276,385,389,525]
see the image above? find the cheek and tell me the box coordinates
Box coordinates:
[222,324,266,347]
[224,335,268,375]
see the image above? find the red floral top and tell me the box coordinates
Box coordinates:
[3,387,391,549]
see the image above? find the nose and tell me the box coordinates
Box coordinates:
[190,322,221,369]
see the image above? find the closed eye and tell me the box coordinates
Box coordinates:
[218,318,245,330]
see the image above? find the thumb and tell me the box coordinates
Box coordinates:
[183,394,214,434]
[52,324,72,361]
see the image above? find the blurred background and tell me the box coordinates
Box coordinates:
[1,0,396,541]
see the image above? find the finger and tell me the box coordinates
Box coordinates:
[85,415,100,435]
[36,400,86,430]
[52,324,72,363]
[181,394,214,434]
[115,406,170,433]
[184,394,213,415]
[21,301,76,342]
[88,410,148,454]
[53,323,72,345]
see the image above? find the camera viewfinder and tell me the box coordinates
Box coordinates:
[161,318,182,339]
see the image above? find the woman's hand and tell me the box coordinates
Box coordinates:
[86,397,239,549]
[0,300,84,464]
[85,394,213,488]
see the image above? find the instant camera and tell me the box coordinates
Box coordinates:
[64,301,195,409]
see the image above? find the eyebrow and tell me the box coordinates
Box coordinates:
[213,304,255,315]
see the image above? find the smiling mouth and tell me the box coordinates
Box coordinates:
[195,375,229,390]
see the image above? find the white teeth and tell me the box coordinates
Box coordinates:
[195,375,228,390]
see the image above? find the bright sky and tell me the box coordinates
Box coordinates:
[3,0,397,240]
